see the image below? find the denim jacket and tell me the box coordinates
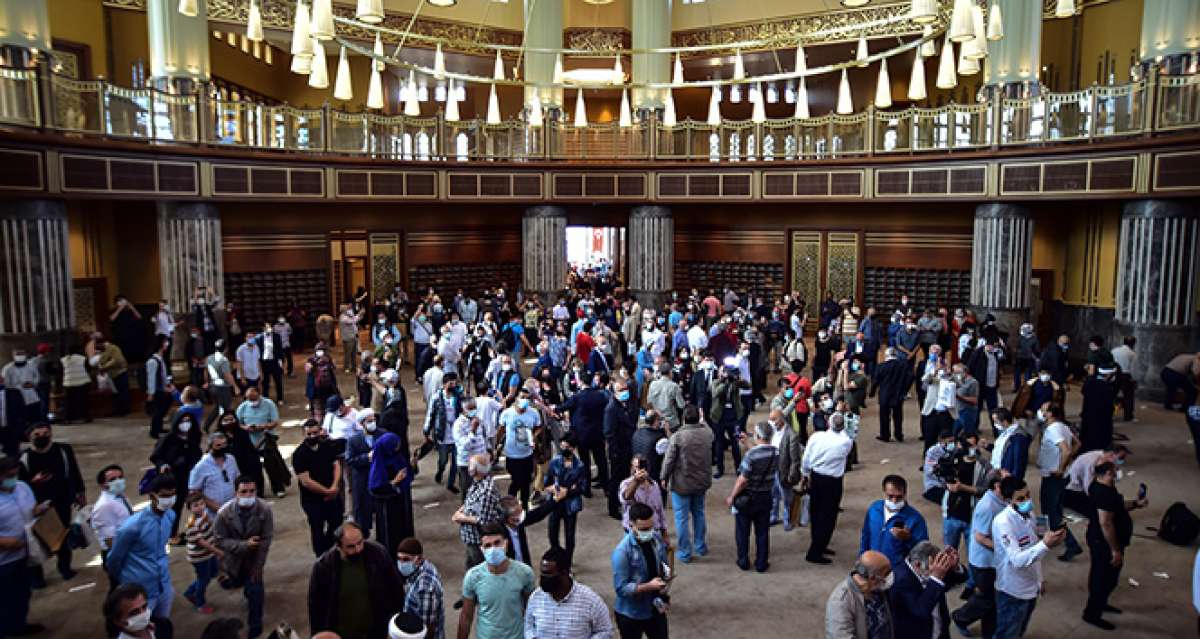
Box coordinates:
[543,453,588,516]
[611,529,668,620]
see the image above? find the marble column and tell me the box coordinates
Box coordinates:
[157,201,223,317]
[1114,199,1200,398]
[0,200,74,365]
[632,0,671,110]
[628,205,673,309]
[522,206,567,301]
[970,203,1033,337]
[523,0,563,110]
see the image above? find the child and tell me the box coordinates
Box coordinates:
[183,491,223,613]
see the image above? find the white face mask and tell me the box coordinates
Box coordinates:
[155,495,176,511]
[1039,373,1051,383]
[178,421,192,433]
[880,572,895,591]
[1036,409,1045,422]
[884,499,905,512]
[365,421,377,433]
[237,496,255,508]
[124,609,152,632]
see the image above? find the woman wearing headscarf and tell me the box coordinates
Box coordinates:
[369,431,414,556]
[150,411,202,540]
[215,412,265,496]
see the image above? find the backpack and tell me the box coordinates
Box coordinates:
[1157,501,1200,546]
[497,324,516,353]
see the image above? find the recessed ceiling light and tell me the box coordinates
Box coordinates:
[841,0,871,7]
[428,0,457,6]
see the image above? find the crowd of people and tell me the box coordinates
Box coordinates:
[0,278,1197,639]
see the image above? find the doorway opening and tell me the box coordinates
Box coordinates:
[566,226,625,288]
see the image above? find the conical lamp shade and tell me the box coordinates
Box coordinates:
[707,85,721,125]
[836,69,853,114]
[247,1,264,42]
[178,0,198,17]
[493,51,505,80]
[486,84,501,124]
[673,53,684,85]
[1055,0,1075,18]
[795,44,807,72]
[356,0,384,24]
[662,90,677,128]
[333,47,353,101]
[733,51,745,80]
[291,53,313,75]
[445,83,460,121]
[949,0,975,42]
[936,35,957,89]
[613,56,624,84]
[434,43,446,79]
[528,93,543,127]
[909,0,937,24]
[619,89,632,127]
[988,3,1004,40]
[367,66,384,109]
[373,34,385,72]
[311,0,335,41]
[967,5,988,59]
[920,25,936,57]
[308,42,329,88]
[874,59,892,108]
[856,38,869,66]
[405,71,421,116]
[794,78,810,119]
[907,49,927,101]
[957,45,980,75]
[291,0,313,59]
[553,54,564,84]
[574,89,588,127]
[751,83,766,123]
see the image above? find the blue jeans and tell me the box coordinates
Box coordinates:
[184,557,219,607]
[943,517,973,588]
[224,576,266,638]
[771,473,791,526]
[671,491,707,561]
[994,591,1036,639]
[955,406,979,436]
[1039,475,1082,554]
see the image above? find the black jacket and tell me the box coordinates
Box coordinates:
[254,333,286,364]
[379,392,411,459]
[603,398,638,459]
[887,557,966,639]
[689,367,717,414]
[560,387,608,446]
[150,433,202,482]
[19,442,84,506]
[308,540,404,639]
[503,499,554,564]
[873,358,910,407]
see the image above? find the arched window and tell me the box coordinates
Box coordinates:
[708,132,720,162]
[415,131,431,160]
[455,132,469,162]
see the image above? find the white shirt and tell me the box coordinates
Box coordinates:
[935,379,956,412]
[1066,450,1105,492]
[422,367,445,405]
[90,490,133,551]
[323,408,361,441]
[1037,421,1072,477]
[686,325,709,352]
[992,426,1015,471]
[236,343,261,380]
[262,334,275,360]
[992,506,1048,600]
[475,395,503,441]
[153,310,175,336]
[1,363,40,404]
[1111,345,1136,373]
[800,429,854,478]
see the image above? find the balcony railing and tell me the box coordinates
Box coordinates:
[3,67,1198,162]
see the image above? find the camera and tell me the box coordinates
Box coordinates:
[933,450,963,485]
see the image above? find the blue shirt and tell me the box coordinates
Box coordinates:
[188,454,240,513]
[505,322,525,356]
[969,490,1007,568]
[501,407,540,459]
[106,506,175,601]
[611,529,668,620]
[0,482,34,566]
[548,336,569,368]
[859,501,929,569]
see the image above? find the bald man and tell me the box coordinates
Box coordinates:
[825,550,894,639]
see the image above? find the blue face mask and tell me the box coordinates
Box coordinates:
[784,388,795,399]
[616,390,631,402]
[1016,500,1034,515]
[634,529,655,543]
[398,560,417,577]
[0,477,15,491]
[517,398,530,410]
[483,546,507,566]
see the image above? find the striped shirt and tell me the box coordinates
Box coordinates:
[185,511,215,563]
[523,581,615,639]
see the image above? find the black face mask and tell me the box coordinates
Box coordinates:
[211,448,226,459]
[305,437,321,448]
[33,436,50,449]
[539,574,565,594]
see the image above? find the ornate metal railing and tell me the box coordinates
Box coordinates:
[4,67,1199,162]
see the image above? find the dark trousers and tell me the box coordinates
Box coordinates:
[0,560,32,636]
[373,492,414,557]
[64,385,90,422]
[734,491,771,571]
[507,455,534,509]
[1115,373,1136,421]
[435,443,457,490]
[953,565,996,637]
[149,391,171,438]
[283,347,294,376]
[205,385,234,431]
[923,411,953,456]
[712,411,743,476]
[457,466,474,503]
[878,402,904,441]
[112,371,131,416]
[261,361,284,402]
[302,496,345,556]
[548,510,578,565]
[979,386,999,435]
[1013,359,1037,392]
[30,503,75,580]
[579,439,608,492]
[806,472,843,559]
[615,612,669,639]
[1162,367,1197,409]
[221,575,264,639]
[1188,411,1200,466]
[1039,475,1081,554]
[739,395,754,430]
[1084,538,1121,620]
[607,453,631,517]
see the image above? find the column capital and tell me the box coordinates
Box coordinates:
[0,199,67,222]
[630,205,672,219]
[158,201,219,221]
[1121,199,1199,220]
[523,205,567,220]
[974,202,1032,219]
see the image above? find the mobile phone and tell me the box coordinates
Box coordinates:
[1137,483,1147,500]
[892,520,906,530]
[1034,515,1050,535]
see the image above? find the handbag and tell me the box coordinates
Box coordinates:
[24,520,47,566]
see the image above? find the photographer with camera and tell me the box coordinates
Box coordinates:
[708,359,749,479]
[922,430,957,504]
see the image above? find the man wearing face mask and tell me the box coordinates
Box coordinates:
[500,389,542,510]
[396,537,445,639]
[188,432,240,515]
[888,541,963,639]
[458,522,536,639]
[1082,461,1147,630]
[454,453,506,573]
[991,479,1067,638]
[559,372,611,498]
[202,339,238,431]
[1012,324,1040,393]
[254,322,286,404]
[611,502,670,638]
[452,399,489,499]
[19,423,85,583]
[0,454,48,636]
[426,374,464,495]
[107,474,177,623]
[964,340,1003,436]
[1079,367,1118,453]
[824,550,894,639]
[90,465,132,585]
[1036,335,1071,387]
[345,409,382,535]
[213,476,274,639]
[894,320,921,381]
[873,348,909,443]
[952,473,1011,637]
[105,582,163,639]
[1064,443,1130,522]
[1009,369,1063,425]
[2,351,40,424]
[919,364,957,458]
[293,420,344,556]
[524,547,614,638]
[605,381,639,520]
[990,408,1031,481]
[802,413,855,564]
[861,475,929,570]
[307,522,403,639]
